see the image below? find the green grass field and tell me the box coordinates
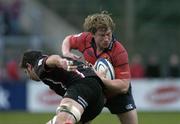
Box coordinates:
[0,111,179,124]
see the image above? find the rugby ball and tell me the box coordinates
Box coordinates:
[94,58,115,80]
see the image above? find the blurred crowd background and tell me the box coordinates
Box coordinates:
[0,0,180,81]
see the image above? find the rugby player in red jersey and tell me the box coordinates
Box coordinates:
[61,11,138,124]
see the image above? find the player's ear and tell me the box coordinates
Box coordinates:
[26,63,32,70]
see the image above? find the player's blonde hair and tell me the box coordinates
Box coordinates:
[83,11,115,34]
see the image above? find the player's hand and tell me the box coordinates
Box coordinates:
[63,52,81,60]
[94,67,108,79]
[59,59,77,71]
[66,60,77,71]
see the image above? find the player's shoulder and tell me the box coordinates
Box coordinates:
[112,40,126,53]
[72,32,93,44]
[34,56,49,77]
[82,32,93,41]
[73,32,92,39]
[110,40,129,63]
[34,56,50,73]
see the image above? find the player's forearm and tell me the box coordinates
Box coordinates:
[46,55,64,68]
[102,78,130,94]
[46,55,75,71]
[61,36,81,60]
[62,35,72,56]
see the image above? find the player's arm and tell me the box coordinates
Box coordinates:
[94,68,129,94]
[61,35,81,60]
[46,55,67,69]
[101,46,131,94]
[100,74,130,95]
[45,55,77,71]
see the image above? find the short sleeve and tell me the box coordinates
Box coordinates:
[69,32,92,52]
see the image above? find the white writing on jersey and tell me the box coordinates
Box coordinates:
[45,78,67,90]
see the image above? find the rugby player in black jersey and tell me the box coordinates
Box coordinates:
[20,50,105,124]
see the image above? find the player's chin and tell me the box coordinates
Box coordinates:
[102,44,109,49]
[103,42,110,48]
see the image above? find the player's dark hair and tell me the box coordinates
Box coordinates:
[20,50,42,68]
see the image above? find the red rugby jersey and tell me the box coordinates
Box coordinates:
[69,32,131,79]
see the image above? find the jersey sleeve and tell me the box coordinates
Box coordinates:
[112,43,131,79]
[34,56,49,78]
[114,64,131,79]
[69,32,92,52]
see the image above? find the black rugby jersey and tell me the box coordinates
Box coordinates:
[33,56,100,96]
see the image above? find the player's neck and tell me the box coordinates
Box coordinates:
[96,49,103,55]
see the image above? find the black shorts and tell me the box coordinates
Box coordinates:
[64,77,104,123]
[105,84,136,114]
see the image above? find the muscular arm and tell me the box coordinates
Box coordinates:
[62,35,71,56]
[103,45,131,94]
[96,48,131,95]
[61,35,80,60]
[101,78,130,94]
[45,55,68,70]
[101,64,131,94]
[45,55,77,71]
